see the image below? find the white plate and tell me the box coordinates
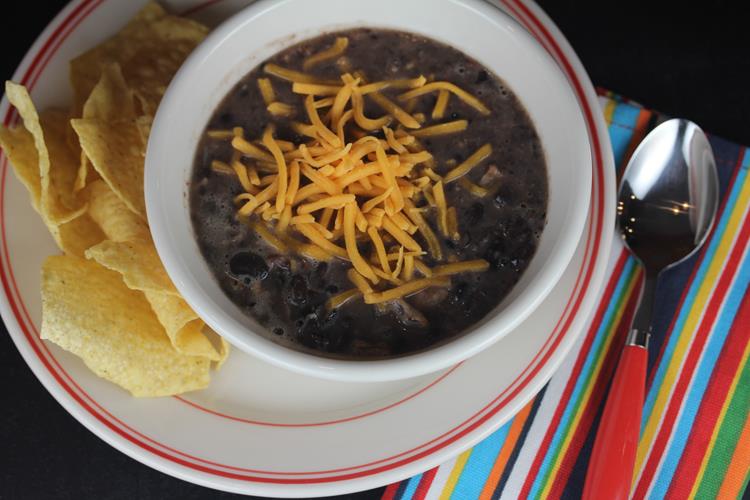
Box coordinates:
[0,0,615,497]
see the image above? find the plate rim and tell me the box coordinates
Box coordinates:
[0,0,616,496]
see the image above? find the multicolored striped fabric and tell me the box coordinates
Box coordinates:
[382,92,750,500]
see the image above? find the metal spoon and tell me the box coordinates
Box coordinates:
[582,119,719,500]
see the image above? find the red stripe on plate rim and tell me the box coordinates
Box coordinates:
[0,0,609,484]
[173,361,462,427]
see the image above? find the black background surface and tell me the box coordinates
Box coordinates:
[2,1,749,499]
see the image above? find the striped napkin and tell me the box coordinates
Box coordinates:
[382,92,750,500]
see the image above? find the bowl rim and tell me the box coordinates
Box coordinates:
[145,0,592,382]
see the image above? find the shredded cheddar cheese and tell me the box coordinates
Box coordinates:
[314,97,335,109]
[305,95,342,147]
[232,136,275,162]
[300,164,340,195]
[285,161,301,204]
[404,200,442,260]
[423,188,436,207]
[207,129,235,140]
[303,37,349,70]
[297,194,355,214]
[403,255,415,280]
[264,63,339,85]
[259,174,278,187]
[277,205,292,232]
[344,203,378,282]
[213,54,501,312]
[385,251,425,260]
[367,226,391,274]
[364,277,451,304]
[373,267,404,285]
[361,187,393,213]
[432,259,490,277]
[390,211,418,234]
[382,217,421,252]
[290,212,315,223]
[257,78,275,105]
[231,161,254,192]
[392,246,405,279]
[246,165,261,186]
[238,178,278,215]
[252,221,287,252]
[267,102,295,117]
[444,143,493,183]
[293,82,342,96]
[211,159,234,175]
[281,235,331,261]
[432,90,450,119]
[326,288,361,311]
[310,221,335,239]
[295,223,348,259]
[336,109,354,144]
[433,181,449,237]
[458,177,489,197]
[262,127,288,213]
[412,120,468,137]
[369,92,420,129]
[359,75,426,94]
[254,201,271,215]
[320,207,335,228]
[414,258,432,278]
[347,268,373,294]
[330,83,354,126]
[398,82,490,115]
[351,89,391,130]
[446,206,460,241]
[365,209,385,228]
[384,127,407,154]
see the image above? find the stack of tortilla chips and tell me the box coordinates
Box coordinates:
[0,3,229,397]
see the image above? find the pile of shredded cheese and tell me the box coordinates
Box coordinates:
[208,37,495,309]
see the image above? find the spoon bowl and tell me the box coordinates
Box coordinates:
[618,119,719,273]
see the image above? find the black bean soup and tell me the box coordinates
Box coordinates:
[190,28,547,359]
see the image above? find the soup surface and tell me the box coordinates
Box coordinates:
[190,28,547,359]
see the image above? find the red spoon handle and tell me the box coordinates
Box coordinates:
[582,344,648,500]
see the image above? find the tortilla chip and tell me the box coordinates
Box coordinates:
[73,64,134,192]
[4,83,86,224]
[40,109,88,221]
[50,214,106,258]
[82,63,135,121]
[74,149,99,192]
[41,255,210,397]
[205,328,231,369]
[84,239,221,361]
[0,124,42,210]
[71,118,145,217]
[85,180,150,241]
[143,290,220,361]
[70,3,207,115]
[121,16,208,114]
[0,113,104,256]
[74,62,148,194]
[69,2,167,112]
[132,1,168,23]
[85,239,176,295]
